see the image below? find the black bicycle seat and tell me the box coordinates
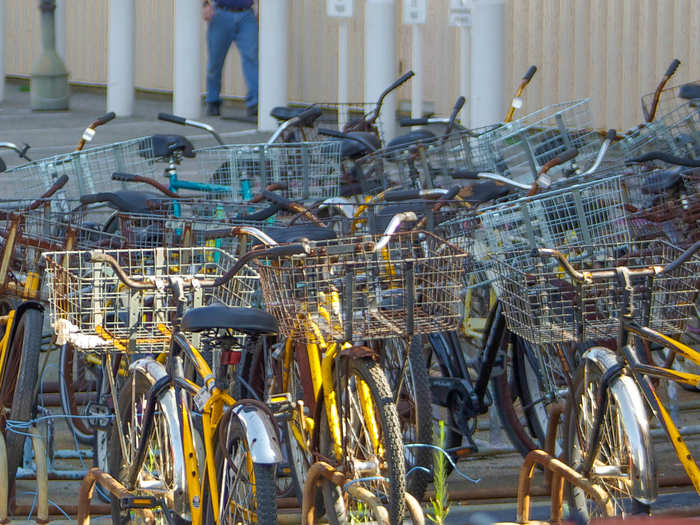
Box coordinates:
[385,129,436,150]
[641,168,683,194]
[80,191,164,213]
[336,132,382,158]
[181,305,277,335]
[264,224,337,243]
[143,134,195,159]
[679,83,700,101]
[270,106,321,126]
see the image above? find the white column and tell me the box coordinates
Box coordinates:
[0,2,4,103]
[55,0,66,61]
[107,0,134,116]
[459,26,469,104]
[470,1,505,127]
[259,0,289,131]
[410,23,423,120]
[365,0,397,141]
[337,19,349,130]
[173,0,202,118]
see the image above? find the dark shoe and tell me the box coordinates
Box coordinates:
[246,104,258,117]
[206,102,221,116]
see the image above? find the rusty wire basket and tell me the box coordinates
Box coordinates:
[254,230,470,344]
[42,246,259,353]
[0,203,123,299]
[493,241,699,345]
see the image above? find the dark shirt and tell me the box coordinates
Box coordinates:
[216,0,253,9]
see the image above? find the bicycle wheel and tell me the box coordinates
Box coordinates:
[379,336,433,500]
[109,366,188,524]
[319,356,406,525]
[563,347,656,519]
[1,307,42,495]
[202,411,278,525]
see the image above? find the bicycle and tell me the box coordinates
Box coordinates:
[42,241,296,524]
[493,240,699,518]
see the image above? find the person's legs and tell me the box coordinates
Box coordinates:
[234,9,259,109]
[206,10,236,105]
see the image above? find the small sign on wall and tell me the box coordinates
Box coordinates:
[327,0,354,18]
[449,0,472,27]
[403,0,427,25]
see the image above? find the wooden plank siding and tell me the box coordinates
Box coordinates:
[3,0,699,129]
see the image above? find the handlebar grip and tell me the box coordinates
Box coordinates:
[452,169,480,180]
[399,118,429,126]
[112,172,138,182]
[260,190,295,211]
[158,112,187,125]
[627,151,700,167]
[261,242,311,259]
[552,148,578,164]
[442,185,461,201]
[385,71,415,94]
[665,59,681,77]
[661,240,700,275]
[52,174,69,189]
[523,65,537,82]
[95,112,116,126]
[606,129,617,141]
[384,189,420,202]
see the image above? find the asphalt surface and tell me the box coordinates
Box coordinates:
[4,80,700,523]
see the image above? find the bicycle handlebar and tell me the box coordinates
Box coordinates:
[523,65,537,82]
[374,211,418,252]
[94,112,116,127]
[112,172,181,198]
[527,148,579,196]
[627,151,700,167]
[158,112,225,145]
[384,188,450,202]
[644,58,682,123]
[445,96,466,136]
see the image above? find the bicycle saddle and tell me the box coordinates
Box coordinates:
[143,134,195,159]
[181,305,277,335]
[80,190,165,213]
[337,132,382,158]
[385,129,436,150]
[641,168,684,194]
[263,224,337,243]
[679,83,700,101]
[270,106,321,126]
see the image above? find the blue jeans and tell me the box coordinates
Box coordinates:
[206,7,258,108]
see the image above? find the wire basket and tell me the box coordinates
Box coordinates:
[478,171,632,258]
[493,241,699,345]
[641,79,700,123]
[42,246,259,353]
[0,203,124,299]
[1,137,163,202]
[254,231,469,344]
[617,100,700,158]
[193,141,343,202]
[489,99,602,184]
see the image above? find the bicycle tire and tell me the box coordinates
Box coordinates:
[1,308,42,495]
[563,347,656,519]
[109,367,188,524]
[318,356,406,525]
[379,336,433,500]
[202,412,278,525]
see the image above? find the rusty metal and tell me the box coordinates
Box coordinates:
[517,449,614,523]
[543,401,565,488]
[77,467,132,525]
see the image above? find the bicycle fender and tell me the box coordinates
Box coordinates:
[318,197,354,219]
[127,358,190,521]
[581,346,657,504]
[9,301,44,347]
[231,402,283,465]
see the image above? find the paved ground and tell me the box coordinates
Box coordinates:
[3,80,700,523]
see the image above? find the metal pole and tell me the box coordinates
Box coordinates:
[459,25,469,117]
[410,23,423,121]
[107,0,134,116]
[259,0,290,131]
[173,0,202,118]
[30,0,69,110]
[338,18,349,131]
[470,0,505,127]
[55,0,66,61]
[365,0,397,141]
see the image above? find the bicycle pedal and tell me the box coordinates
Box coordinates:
[120,495,161,510]
[267,393,294,419]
